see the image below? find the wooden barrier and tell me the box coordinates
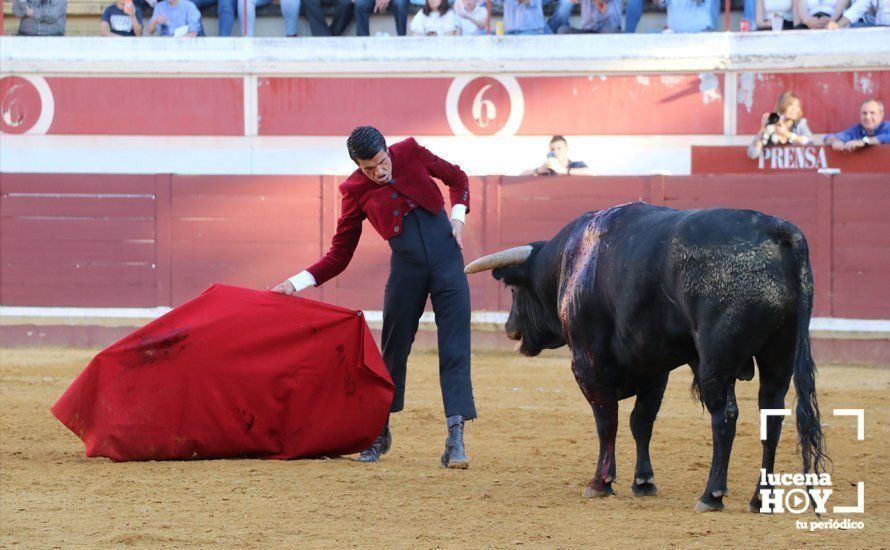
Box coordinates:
[2,173,889,319]
[691,146,890,174]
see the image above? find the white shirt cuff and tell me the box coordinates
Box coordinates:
[288,270,316,292]
[451,204,467,223]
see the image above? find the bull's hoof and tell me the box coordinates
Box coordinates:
[583,483,615,498]
[694,498,725,513]
[631,480,658,497]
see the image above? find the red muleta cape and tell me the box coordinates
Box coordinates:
[51,284,393,461]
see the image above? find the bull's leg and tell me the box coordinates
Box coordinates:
[749,349,793,513]
[696,375,739,513]
[583,398,619,498]
[569,350,619,498]
[630,373,668,497]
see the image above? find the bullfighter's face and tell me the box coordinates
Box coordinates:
[357,149,393,185]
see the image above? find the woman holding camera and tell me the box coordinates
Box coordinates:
[747,91,814,159]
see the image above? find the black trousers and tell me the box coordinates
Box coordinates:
[302,0,353,36]
[382,208,476,420]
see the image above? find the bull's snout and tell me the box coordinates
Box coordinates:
[505,329,521,341]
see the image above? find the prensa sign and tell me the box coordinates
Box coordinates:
[690,146,890,174]
[757,146,829,171]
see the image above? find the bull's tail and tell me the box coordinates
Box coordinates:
[778,222,828,475]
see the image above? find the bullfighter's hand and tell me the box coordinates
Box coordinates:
[271,280,298,295]
[451,219,464,250]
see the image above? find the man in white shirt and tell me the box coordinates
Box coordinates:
[455,0,488,34]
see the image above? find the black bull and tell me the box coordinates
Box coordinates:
[465,202,827,513]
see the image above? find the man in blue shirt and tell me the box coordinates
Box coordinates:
[502,0,550,34]
[825,99,890,152]
[146,0,202,36]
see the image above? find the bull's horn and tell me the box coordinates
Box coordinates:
[464,245,533,274]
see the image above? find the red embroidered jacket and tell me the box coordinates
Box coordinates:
[306,138,470,285]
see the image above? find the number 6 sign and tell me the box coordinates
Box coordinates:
[446,75,524,136]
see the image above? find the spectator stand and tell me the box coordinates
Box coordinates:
[2,0,749,35]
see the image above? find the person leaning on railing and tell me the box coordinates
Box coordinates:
[823,98,890,152]
[747,91,814,159]
[524,135,595,176]
[12,0,67,35]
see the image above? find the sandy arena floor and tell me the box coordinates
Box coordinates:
[1,347,888,548]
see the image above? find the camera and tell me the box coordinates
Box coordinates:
[761,112,782,146]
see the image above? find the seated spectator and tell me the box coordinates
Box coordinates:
[546,0,576,33]
[747,91,814,159]
[556,0,622,33]
[501,0,550,34]
[523,136,594,176]
[188,0,218,35]
[624,0,720,33]
[146,0,202,35]
[658,0,716,32]
[12,0,67,35]
[216,0,301,36]
[755,0,796,28]
[355,0,410,35]
[304,0,354,35]
[826,0,889,27]
[101,0,144,35]
[455,0,488,34]
[824,99,889,151]
[793,0,844,28]
[410,0,460,34]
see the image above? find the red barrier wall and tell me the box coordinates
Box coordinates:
[3,72,885,137]
[2,172,889,319]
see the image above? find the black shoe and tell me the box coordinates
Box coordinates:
[440,419,469,469]
[356,422,391,463]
